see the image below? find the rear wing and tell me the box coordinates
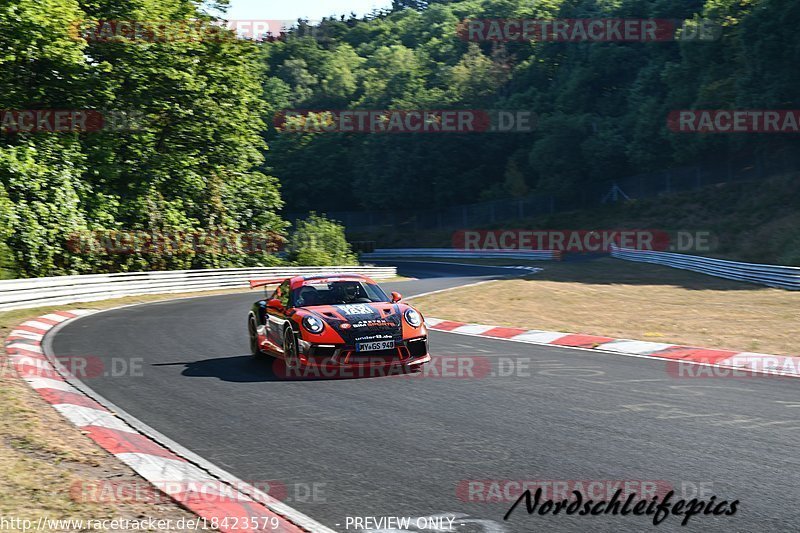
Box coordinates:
[249,278,287,289]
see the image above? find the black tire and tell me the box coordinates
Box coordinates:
[283,327,301,369]
[248,316,265,358]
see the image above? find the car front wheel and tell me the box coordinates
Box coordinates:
[283,327,301,369]
[248,317,264,358]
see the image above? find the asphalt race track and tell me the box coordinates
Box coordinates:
[51,262,800,532]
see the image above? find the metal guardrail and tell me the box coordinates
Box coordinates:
[611,245,800,290]
[0,266,398,312]
[361,248,561,260]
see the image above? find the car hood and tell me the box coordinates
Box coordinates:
[302,302,404,344]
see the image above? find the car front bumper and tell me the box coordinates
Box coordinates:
[297,335,430,369]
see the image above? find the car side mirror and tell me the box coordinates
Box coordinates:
[267,298,284,311]
[391,292,402,303]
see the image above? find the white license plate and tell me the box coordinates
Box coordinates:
[356,340,395,352]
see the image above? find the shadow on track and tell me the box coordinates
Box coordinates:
[152,355,422,382]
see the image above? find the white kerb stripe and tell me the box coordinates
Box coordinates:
[452,324,495,335]
[10,356,53,371]
[8,330,44,341]
[510,330,570,344]
[21,320,55,331]
[69,309,97,316]
[153,480,245,501]
[597,339,676,355]
[114,453,218,486]
[768,357,800,375]
[9,351,47,362]
[39,313,72,323]
[719,352,800,374]
[425,318,445,327]
[52,404,137,434]
[6,343,43,353]
[24,377,76,393]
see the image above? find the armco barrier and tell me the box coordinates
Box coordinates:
[0,266,397,312]
[361,248,561,260]
[611,245,800,290]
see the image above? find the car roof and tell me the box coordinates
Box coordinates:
[290,273,375,289]
[250,273,379,290]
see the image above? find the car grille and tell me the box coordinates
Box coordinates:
[407,337,428,358]
[310,346,336,358]
[345,348,402,364]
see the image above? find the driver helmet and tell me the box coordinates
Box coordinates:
[343,282,360,301]
[333,282,360,302]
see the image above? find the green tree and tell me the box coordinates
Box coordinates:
[1,0,289,276]
[287,213,358,265]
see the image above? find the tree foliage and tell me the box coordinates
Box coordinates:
[3,0,798,276]
[0,0,287,276]
[263,0,800,212]
[287,213,358,266]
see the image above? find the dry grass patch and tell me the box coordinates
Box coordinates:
[0,368,203,530]
[413,258,800,356]
[0,289,258,530]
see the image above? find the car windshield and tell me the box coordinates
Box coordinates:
[292,280,390,307]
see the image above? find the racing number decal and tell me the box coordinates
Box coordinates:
[337,304,374,316]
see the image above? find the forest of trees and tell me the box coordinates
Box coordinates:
[1,0,797,277]
[264,0,798,211]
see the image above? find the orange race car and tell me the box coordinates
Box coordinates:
[247,274,430,374]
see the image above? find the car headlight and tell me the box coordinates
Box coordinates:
[404,308,422,328]
[302,315,325,334]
